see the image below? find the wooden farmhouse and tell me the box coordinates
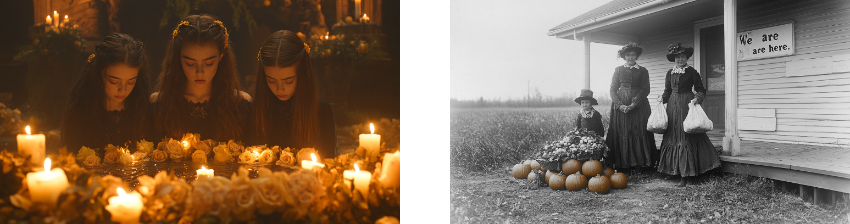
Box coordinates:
[549,0,849,205]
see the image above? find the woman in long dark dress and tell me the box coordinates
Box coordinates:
[61,33,152,152]
[605,43,659,170]
[248,30,336,159]
[656,43,721,186]
[150,15,252,142]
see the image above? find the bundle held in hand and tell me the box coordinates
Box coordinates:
[647,101,668,134]
[683,102,713,133]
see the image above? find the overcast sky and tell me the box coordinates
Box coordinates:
[450,0,626,101]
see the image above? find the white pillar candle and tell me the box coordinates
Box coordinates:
[197,166,214,178]
[106,187,143,224]
[300,153,325,170]
[45,15,52,25]
[378,151,400,189]
[354,0,361,21]
[53,11,59,27]
[25,158,69,207]
[343,164,372,196]
[17,126,45,165]
[359,123,381,157]
[63,15,69,26]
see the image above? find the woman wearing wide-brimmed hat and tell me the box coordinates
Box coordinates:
[656,43,721,186]
[605,43,659,170]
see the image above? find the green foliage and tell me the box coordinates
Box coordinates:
[159,0,260,36]
[308,26,388,64]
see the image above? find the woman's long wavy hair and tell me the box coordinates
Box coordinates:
[154,14,243,141]
[251,30,320,146]
[61,33,151,145]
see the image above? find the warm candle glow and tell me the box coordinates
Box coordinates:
[354,163,360,172]
[44,158,51,171]
[117,187,126,196]
[182,140,190,148]
[25,126,31,135]
[46,15,52,25]
[370,123,375,134]
[311,153,317,162]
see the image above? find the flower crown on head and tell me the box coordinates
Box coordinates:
[87,53,95,63]
[172,21,190,39]
[171,20,229,49]
[257,43,311,61]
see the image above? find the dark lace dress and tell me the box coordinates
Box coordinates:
[63,110,140,153]
[605,64,659,168]
[251,99,337,159]
[151,98,251,142]
[657,66,721,177]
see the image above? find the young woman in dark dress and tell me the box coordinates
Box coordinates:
[249,30,336,159]
[605,43,659,170]
[151,14,252,142]
[656,43,721,186]
[573,89,604,137]
[61,33,151,152]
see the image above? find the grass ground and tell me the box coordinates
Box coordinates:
[450,107,850,223]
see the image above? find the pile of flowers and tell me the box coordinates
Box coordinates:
[535,129,609,162]
[0,139,401,223]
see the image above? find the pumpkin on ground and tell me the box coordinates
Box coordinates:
[588,174,611,194]
[527,171,539,182]
[549,173,566,190]
[511,164,531,179]
[529,160,541,170]
[545,170,556,184]
[602,167,614,178]
[522,160,532,165]
[610,170,629,189]
[561,159,581,174]
[582,160,603,177]
[565,171,588,191]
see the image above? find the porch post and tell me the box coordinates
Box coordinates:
[723,0,741,156]
[583,33,592,89]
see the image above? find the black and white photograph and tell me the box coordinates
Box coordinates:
[451,0,850,223]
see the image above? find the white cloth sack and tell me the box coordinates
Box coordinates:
[683,102,713,134]
[646,101,667,134]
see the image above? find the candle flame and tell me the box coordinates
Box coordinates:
[44,158,51,171]
[64,15,68,19]
[354,163,360,172]
[311,153,317,162]
[25,126,31,135]
[117,187,126,196]
[363,14,367,17]
[202,166,206,170]
[182,140,190,148]
[370,123,374,134]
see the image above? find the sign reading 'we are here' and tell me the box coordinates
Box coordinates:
[736,23,795,61]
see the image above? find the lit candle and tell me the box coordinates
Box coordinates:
[197,166,214,178]
[378,151,400,189]
[25,158,70,207]
[45,15,52,25]
[325,32,329,40]
[361,14,370,23]
[300,153,325,170]
[359,123,381,157]
[354,0,361,20]
[63,15,69,26]
[343,163,372,196]
[105,187,143,224]
[53,11,58,27]
[17,126,45,165]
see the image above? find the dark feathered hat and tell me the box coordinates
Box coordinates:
[617,43,643,59]
[666,43,694,62]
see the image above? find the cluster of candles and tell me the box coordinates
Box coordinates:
[360,14,371,23]
[45,11,71,27]
[15,122,399,223]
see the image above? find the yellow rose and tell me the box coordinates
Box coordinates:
[76,146,97,160]
[227,140,244,156]
[276,151,295,166]
[287,169,327,216]
[105,144,118,153]
[296,148,318,164]
[195,140,211,156]
[165,179,191,208]
[187,180,213,217]
[191,150,207,164]
[213,144,232,163]
[151,149,168,162]
[166,139,183,160]
[251,176,291,215]
[83,155,100,166]
[258,149,275,164]
[137,140,154,154]
[376,216,400,224]
[132,151,147,162]
[228,167,256,222]
[103,151,118,164]
[118,151,134,165]
[238,150,259,164]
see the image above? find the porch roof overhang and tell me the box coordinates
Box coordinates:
[547,0,725,45]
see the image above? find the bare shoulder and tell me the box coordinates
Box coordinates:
[238,91,252,102]
[150,92,160,103]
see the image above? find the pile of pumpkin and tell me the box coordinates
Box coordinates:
[511,159,628,194]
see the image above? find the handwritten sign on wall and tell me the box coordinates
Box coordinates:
[737,23,795,61]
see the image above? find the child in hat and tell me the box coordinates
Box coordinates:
[574,89,604,137]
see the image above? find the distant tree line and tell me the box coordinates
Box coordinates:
[451,88,612,108]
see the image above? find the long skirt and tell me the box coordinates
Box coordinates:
[656,92,721,177]
[605,87,658,168]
